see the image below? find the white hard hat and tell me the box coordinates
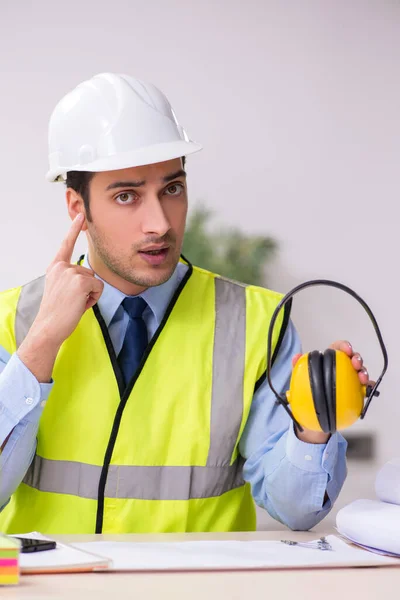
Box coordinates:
[46,73,202,182]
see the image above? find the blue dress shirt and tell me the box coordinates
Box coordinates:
[0,257,347,530]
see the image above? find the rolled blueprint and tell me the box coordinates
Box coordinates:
[336,499,400,555]
[375,457,400,505]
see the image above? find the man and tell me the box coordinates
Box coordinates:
[0,73,370,534]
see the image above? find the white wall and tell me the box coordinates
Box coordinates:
[0,0,399,489]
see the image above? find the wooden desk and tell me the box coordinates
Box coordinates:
[7,530,400,599]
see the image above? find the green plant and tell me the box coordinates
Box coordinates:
[182,206,277,286]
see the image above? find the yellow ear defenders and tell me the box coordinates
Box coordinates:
[266,280,388,434]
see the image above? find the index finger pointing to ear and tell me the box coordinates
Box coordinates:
[53,214,85,264]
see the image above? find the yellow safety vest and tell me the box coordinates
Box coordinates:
[0,261,289,534]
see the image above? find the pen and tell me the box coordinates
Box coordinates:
[280,536,332,551]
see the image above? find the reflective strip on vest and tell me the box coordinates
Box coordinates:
[15,276,46,348]
[23,455,245,500]
[207,277,246,466]
[18,275,248,500]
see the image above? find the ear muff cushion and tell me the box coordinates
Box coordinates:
[308,351,331,433]
[323,349,336,433]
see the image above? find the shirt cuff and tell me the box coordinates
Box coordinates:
[286,422,339,473]
[0,353,53,428]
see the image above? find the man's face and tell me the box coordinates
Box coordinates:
[84,159,188,290]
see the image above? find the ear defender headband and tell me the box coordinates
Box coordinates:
[266,280,388,434]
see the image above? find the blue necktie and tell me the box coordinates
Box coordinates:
[118,297,148,386]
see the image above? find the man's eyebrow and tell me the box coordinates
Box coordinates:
[105,170,186,191]
[106,180,145,191]
[162,169,187,183]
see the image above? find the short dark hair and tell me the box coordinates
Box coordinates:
[65,156,186,223]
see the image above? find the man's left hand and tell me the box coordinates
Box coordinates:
[292,340,371,444]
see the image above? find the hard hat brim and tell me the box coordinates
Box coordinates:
[46,140,202,182]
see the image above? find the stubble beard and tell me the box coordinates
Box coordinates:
[90,226,179,288]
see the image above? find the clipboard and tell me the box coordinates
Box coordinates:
[12,533,110,575]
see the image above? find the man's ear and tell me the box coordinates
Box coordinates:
[66,189,88,231]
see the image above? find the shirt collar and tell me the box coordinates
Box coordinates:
[82,254,187,328]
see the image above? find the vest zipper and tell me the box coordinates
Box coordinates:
[93,261,193,533]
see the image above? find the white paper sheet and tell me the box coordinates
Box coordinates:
[74,535,399,571]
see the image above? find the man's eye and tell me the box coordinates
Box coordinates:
[165,183,184,196]
[115,192,136,205]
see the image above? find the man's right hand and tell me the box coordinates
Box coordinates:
[34,213,104,347]
[17,214,104,382]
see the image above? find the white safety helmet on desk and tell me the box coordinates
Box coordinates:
[46,72,202,182]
